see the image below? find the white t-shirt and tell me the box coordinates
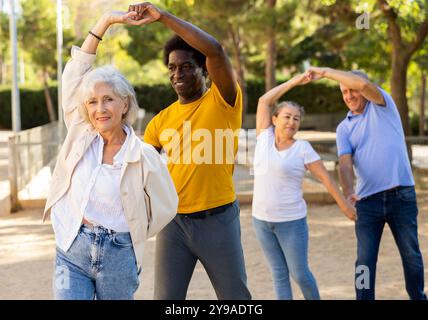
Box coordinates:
[252,126,321,222]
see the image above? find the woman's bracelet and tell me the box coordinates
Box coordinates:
[89,30,103,41]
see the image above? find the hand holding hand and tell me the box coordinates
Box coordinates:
[305,67,328,82]
[127,2,162,25]
[291,73,312,86]
[104,11,140,26]
[347,193,359,207]
[343,203,357,221]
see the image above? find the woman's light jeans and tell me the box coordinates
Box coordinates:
[253,216,320,300]
[53,224,140,300]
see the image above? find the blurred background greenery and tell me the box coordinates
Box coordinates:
[0,0,427,134]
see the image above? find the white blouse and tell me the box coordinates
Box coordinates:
[83,126,130,232]
[51,125,131,247]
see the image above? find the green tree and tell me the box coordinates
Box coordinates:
[182,0,257,116]
[0,2,9,85]
[257,0,300,91]
[264,0,277,91]
[284,0,428,136]
[280,1,374,71]
[377,0,428,135]
[124,18,170,67]
[124,0,258,117]
[19,0,74,122]
[182,0,303,111]
[413,41,428,136]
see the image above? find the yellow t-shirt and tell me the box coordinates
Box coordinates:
[143,82,242,213]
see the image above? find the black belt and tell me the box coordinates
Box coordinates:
[365,186,405,199]
[383,186,401,193]
[179,202,234,219]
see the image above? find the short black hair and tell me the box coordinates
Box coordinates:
[163,35,207,73]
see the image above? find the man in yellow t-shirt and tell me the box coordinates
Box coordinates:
[133,2,251,299]
[144,81,242,213]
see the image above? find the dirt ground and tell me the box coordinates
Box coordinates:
[1,193,428,300]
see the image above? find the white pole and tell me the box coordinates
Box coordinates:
[56,0,63,138]
[9,0,20,133]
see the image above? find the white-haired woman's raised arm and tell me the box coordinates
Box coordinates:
[61,11,139,129]
[81,11,139,54]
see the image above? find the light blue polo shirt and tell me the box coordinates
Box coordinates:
[336,88,414,198]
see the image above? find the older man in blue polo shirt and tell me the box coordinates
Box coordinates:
[306,67,426,300]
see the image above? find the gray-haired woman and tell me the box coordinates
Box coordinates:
[252,74,356,300]
[42,10,178,300]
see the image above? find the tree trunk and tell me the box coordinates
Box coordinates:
[235,55,248,123]
[228,24,248,124]
[390,51,412,160]
[265,0,277,92]
[420,71,426,136]
[1,59,6,85]
[390,51,411,136]
[265,31,276,92]
[378,0,428,160]
[42,70,56,122]
[0,56,3,84]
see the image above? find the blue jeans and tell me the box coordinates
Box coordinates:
[154,200,251,300]
[253,216,320,300]
[54,225,140,300]
[355,186,426,300]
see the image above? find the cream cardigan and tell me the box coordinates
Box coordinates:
[43,46,178,272]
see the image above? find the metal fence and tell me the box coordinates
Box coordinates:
[8,121,65,211]
[237,129,338,167]
[6,111,146,212]
[408,136,428,190]
[237,129,428,189]
[309,137,428,189]
[7,124,428,212]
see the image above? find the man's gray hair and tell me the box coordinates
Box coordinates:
[77,65,139,126]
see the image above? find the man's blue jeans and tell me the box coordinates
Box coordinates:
[252,216,320,300]
[355,186,426,300]
[154,200,251,300]
[54,225,140,300]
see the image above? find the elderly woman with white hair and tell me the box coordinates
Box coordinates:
[42,10,178,300]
